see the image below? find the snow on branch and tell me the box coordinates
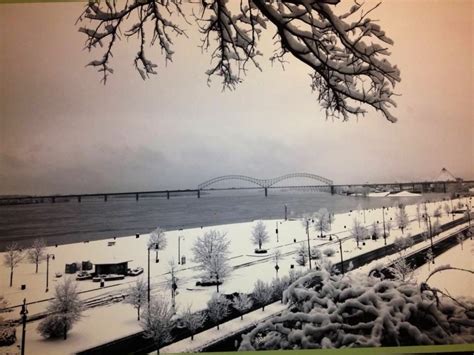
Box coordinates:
[78,0,400,121]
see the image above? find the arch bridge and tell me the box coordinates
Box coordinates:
[198,173,334,196]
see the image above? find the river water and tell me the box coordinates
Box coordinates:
[0,190,448,250]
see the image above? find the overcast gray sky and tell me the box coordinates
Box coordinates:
[0,0,473,195]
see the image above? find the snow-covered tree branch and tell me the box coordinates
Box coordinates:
[77,0,400,122]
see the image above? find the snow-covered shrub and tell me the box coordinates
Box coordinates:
[239,267,474,350]
[232,293,253,320]
[0,296,15,346]
[207,293,230,330]
[181,306,206,340]
[141,296,174,348]
[310,247,322,260]
[38,278,83,340]
[295,243,308,266]
[125,279,147,321]
[252,280,273,311]
[271,277,290,302]
[251,221,269,251]
[322,248,335,257]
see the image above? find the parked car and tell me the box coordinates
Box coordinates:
[76,271,93,281]
[127,267,144,276]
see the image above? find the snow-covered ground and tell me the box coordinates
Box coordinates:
[1,196,471,354]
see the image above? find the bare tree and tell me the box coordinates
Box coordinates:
[313,208,330,237]
[207,293,230,330]
[27,238,46,273]
[389,258,414,282]
[3,242,23,287]
[192,230,231,292]
[181,306,206,340]
[38,278,83,340]
[351,217,367,248]
[395,206,409,234]
[252,280,272,311]
[443,203,451,217]
[148,227,167,263]
[433,206,442,221]
[295,242,308,266]
[141,296,174,353]
[125,278,147,321]
[232,293,253,320]
[251,221,269,251]
[77,0,400,122]
[415,203,422,227]
[273,249,282,278]
[425,248,434,270]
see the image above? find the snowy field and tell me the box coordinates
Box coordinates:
[0,196,472,354]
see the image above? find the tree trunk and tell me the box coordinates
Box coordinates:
[9,267,13,287]
[258,241,262,250]
[155,250,159,263]
[240,315,243,320]
[262,305,265,311]
[137,306,140,321]
[191,334,194,341]
[217,324,220,330]
[64,325,67,340]
[36,261,39,273]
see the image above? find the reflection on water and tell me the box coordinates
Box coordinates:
[0,189,448,250]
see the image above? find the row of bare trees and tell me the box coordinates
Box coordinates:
[3,238,48,287]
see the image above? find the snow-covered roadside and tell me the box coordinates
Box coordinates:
[1,197,471,354]
[413,238,473,298]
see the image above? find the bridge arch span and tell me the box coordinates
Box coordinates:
[198,173,333,190]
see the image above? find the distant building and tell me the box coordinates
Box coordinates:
[92,259,132,275]
[434,168,458,182]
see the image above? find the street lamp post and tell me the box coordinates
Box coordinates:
[276,221,279,243]
[382,206,387,245]
[423,214,434,250]
[333,235,345,275]
[45,253,55,292]
[305,219,312,270]
[147,243,158,305]
[20,298,28,355]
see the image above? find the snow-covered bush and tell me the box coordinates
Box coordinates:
[181,306,206,341]
[322,248,335,257]
[0,296,15,346]
[271,277,290,303]
[295,243,308,266]
[395,206,410,234]
[207,293,230,330]
[38,278,83,340]
[141,296,174,349]
[252,280,273,311]
[239,267,474,350]
[313,208,330,237]
[310,246,322,260]
[232,293,253,320]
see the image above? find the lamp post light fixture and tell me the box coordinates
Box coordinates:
[45,253,55,292]
[20,298,28,355]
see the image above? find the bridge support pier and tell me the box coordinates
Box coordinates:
[167,191,170,200]
[135,193,139,202]
[197,190,200,198]
[264,188,268,197]
[399,184,403,192]
[443,182,447,193]
[52,197,56,203]
[78,196,81,203]
[330,185,335,195]
[104,194,108,202]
